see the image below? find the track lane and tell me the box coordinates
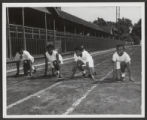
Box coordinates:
[7,46,140,115]
[7,49,114,106]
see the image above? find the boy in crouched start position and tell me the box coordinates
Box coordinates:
[15,48,36,76]
[44,44,63,79]
[112,44,134,81]
[71,46,96,81]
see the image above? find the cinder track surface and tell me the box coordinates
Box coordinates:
[6,46,141,115]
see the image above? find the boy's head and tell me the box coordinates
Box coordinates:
[18,47,24,55]
[74,47,82,57]
[116,44,125,56]
[46,44,54,54]
[79,45,85,51]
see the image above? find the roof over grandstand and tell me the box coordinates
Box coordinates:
[58,10,107,33]
[31,7,110,34]
[32,7,51,14]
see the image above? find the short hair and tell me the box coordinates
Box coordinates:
[116,44,125,49]
[17,47,23,52]
[74,46,80,51]
[79,45,85,51]
[46,44,54,50]
[74,45,84,52]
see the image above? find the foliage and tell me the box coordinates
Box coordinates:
[131,19,141,44]
[93,17,141,45]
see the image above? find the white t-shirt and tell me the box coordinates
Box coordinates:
[15,50,34,63]
[45,50,63,64]
[74,50,94,67]
[112,51,131,63]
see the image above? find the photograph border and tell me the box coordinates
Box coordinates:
[1,0,146,119]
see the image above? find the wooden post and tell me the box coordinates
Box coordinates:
[45,13,48,48]
[22,7,26,50]
[53,19,56,46]
[95,32,97,37]
[74,26,76,34]
[6,8,12,58]
[64,24,66,52]
[83,28,85,45]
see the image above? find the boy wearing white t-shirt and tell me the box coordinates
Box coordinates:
[15,48,36,76]
[112,44,133,81]
[71,46,96,81]
[44,44,63,79]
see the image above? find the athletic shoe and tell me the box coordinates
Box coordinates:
[15,73,19,76]
[70,75,74,79]
[115,78,123,82]
[129,79,135,82]
[120,77,125,81]
[88,74,96,81]
[82,73,86,77]
[52,73,56,77]
[121,73,125,78]
[33,67,37,73]
[57,74,64,80]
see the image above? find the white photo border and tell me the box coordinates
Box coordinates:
[2,2,145,118]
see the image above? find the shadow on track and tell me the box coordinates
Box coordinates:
[92,77,121,84]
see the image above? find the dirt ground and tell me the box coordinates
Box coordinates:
[6,46,142,115]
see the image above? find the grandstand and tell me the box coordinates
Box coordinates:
[6,7,124,60]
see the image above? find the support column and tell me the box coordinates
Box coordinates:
[82,27,85,45]
[6,8,12,58]
[53,19,56,46]
[64,24,66,52]
[74,26,77,34]
[22,8,26,50]
[95,32,97,37]
[45,13,47,48]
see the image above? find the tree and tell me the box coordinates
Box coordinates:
[131,19,141,44]
[93,17,107,26]
[93,17,135,42]
[116,18,133,38]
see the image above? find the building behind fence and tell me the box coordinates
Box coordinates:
[6,7,124,60]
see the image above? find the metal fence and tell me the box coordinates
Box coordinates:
[7,24,124,62]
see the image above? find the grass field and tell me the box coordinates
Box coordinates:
[6,46,142,116]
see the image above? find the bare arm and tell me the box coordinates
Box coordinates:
[112,61,116,79]
[71,61,78,78]
[56,53,60,63]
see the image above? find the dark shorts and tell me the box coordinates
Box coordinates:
[76,60,85,71]
[23,60,31,75]
[120,62,127,72]
[52,60,60,70]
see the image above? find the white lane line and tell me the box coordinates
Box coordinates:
[7,82,62,109]
[7,56,110,109]
[63,70,113,115]
[63,48,135,115]
[7,48,114,73]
